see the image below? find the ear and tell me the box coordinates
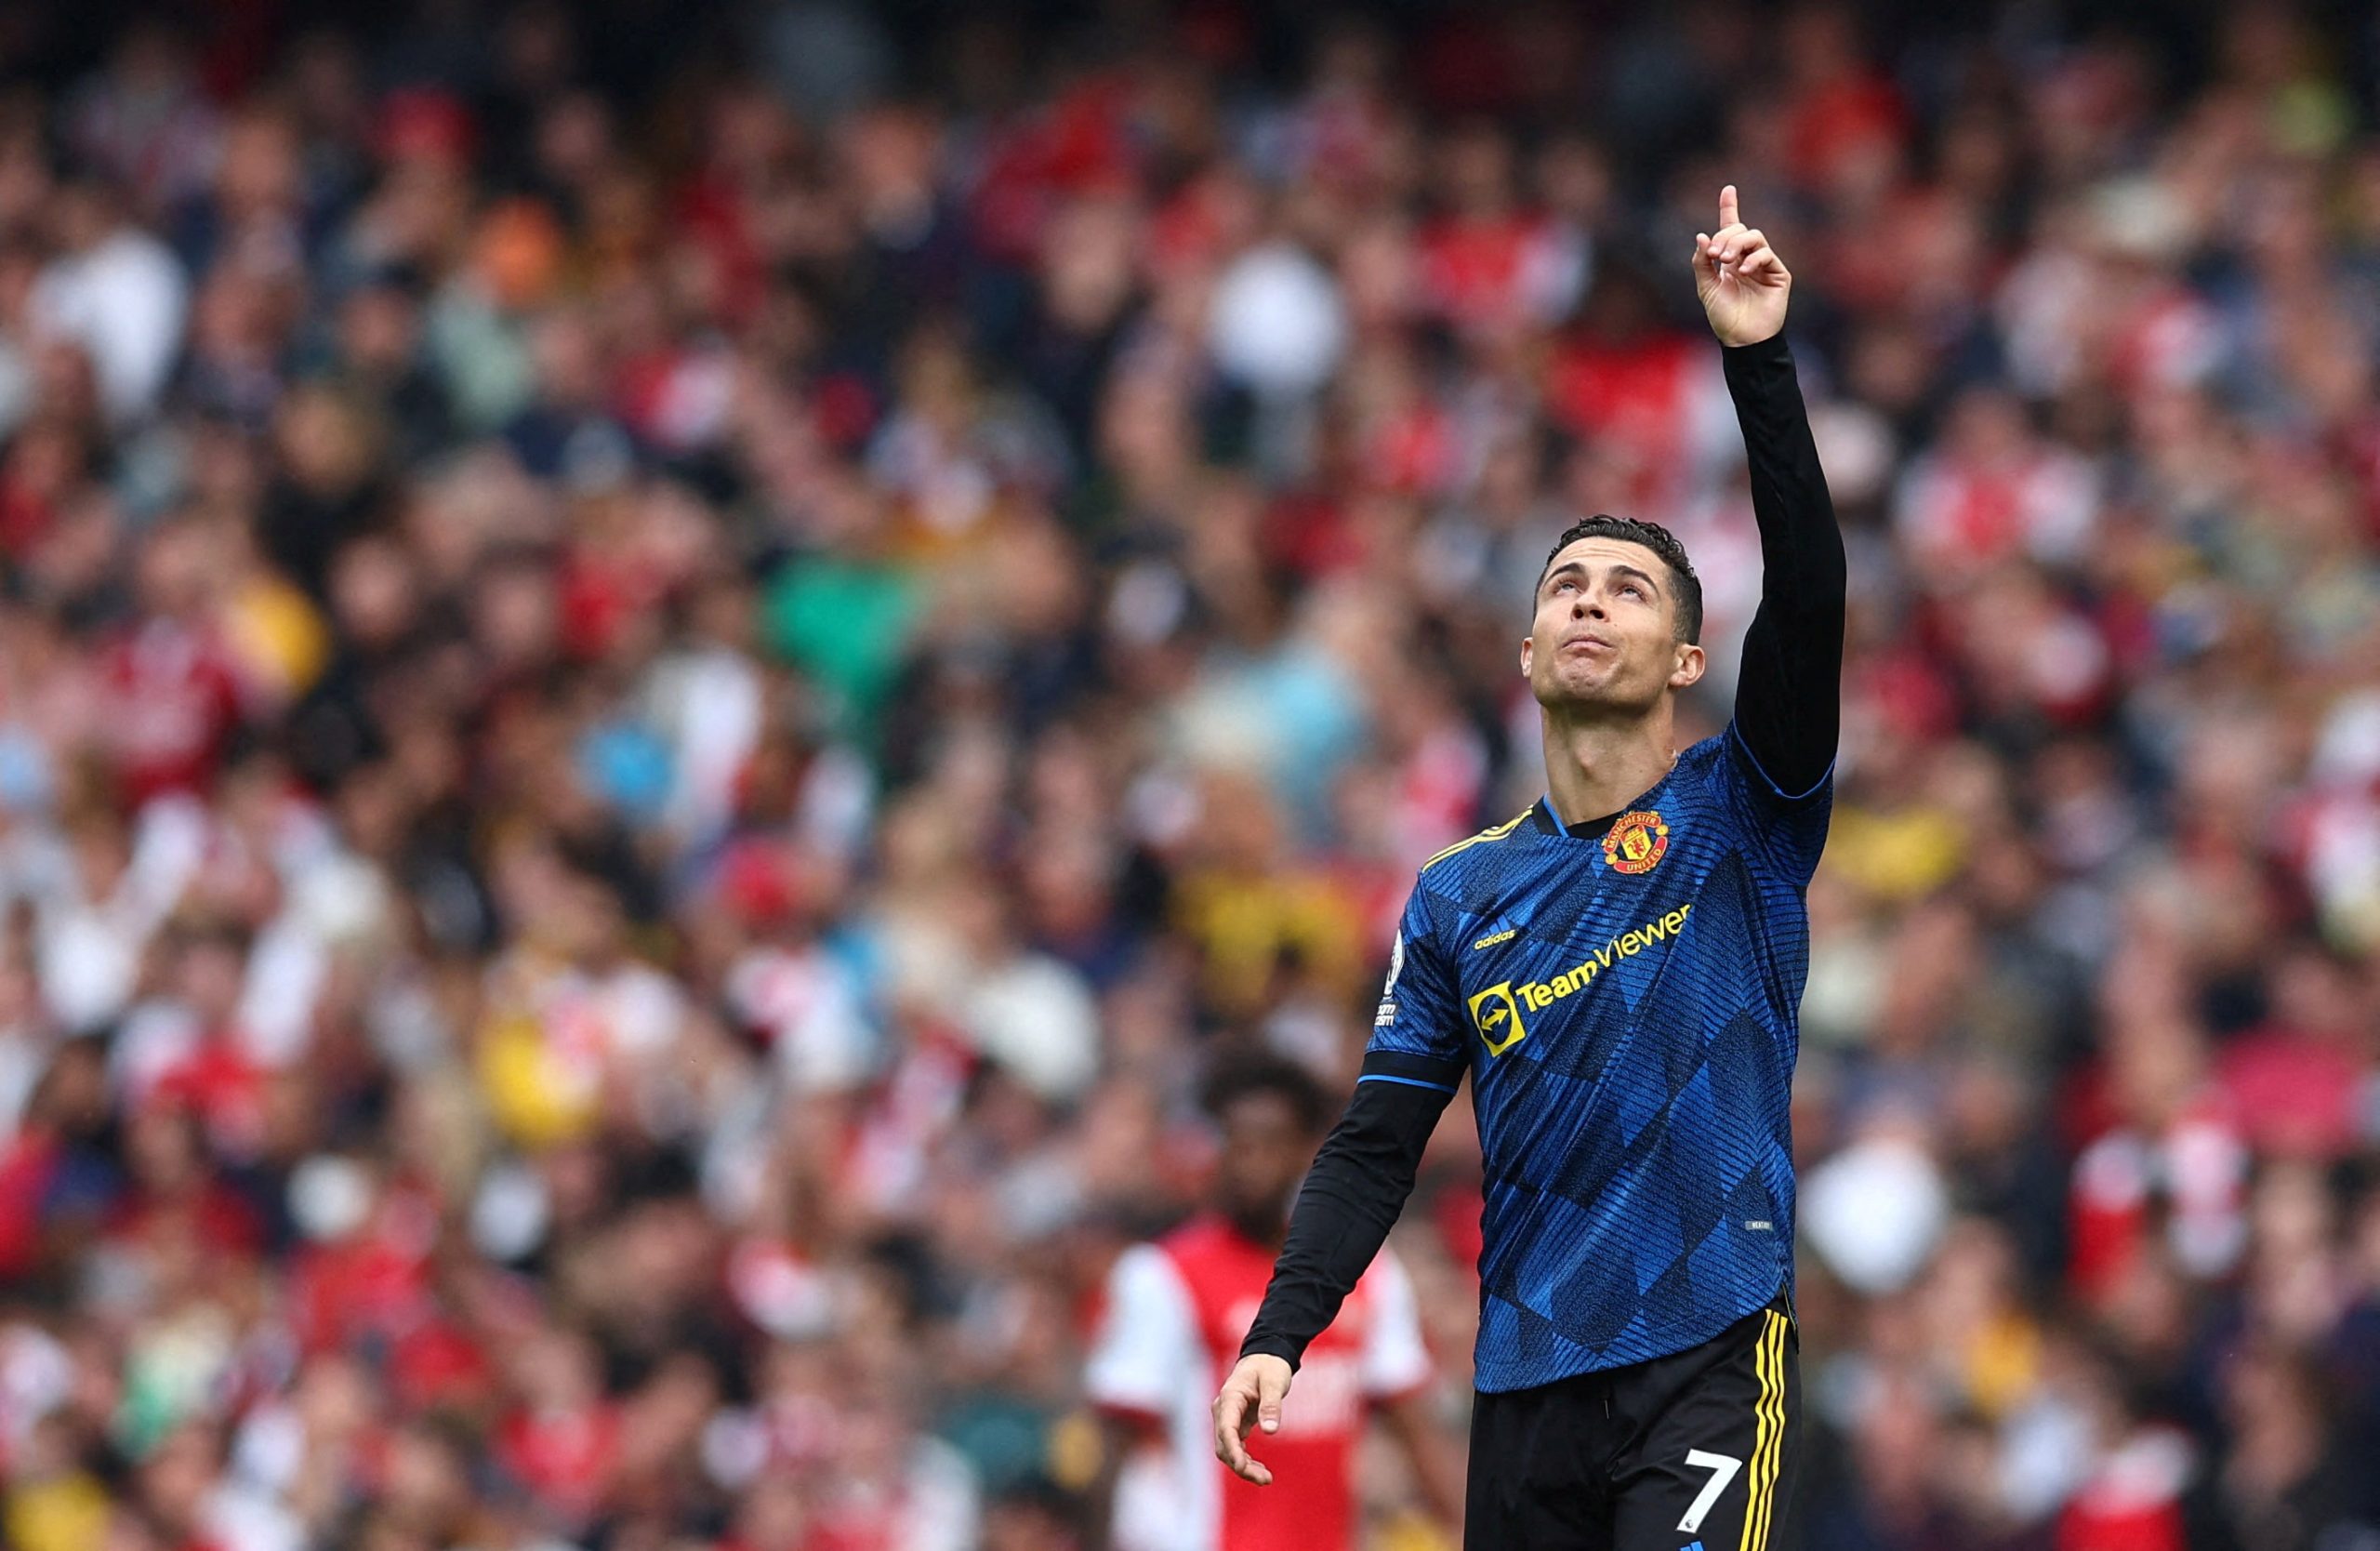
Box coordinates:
[1668,643,1707,691]
[1520,635,1534,678]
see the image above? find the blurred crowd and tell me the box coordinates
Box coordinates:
[0,0,2377,1547]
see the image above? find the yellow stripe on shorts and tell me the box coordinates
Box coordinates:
[1739,1310,1787,1551]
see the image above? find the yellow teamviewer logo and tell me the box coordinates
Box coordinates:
[1468,983,1529,1056]
[1470,905,1697,1054]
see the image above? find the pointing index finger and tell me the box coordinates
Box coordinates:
[1719,183,1739,230]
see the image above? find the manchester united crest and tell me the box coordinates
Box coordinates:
[1601,809,1670,874]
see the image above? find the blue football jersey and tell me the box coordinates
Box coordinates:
[1366,724,1831,1392]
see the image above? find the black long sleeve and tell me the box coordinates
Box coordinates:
[1238,1050,1461,1371]
[1723,334,1844,797]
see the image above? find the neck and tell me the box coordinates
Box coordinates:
[1225,1205,1288,1250]
[1540,701,1678,827]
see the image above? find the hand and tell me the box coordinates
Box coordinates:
[1693,184,1791,347]
[1211,1354,1293,1485]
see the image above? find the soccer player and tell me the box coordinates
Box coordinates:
[1212,187,1841,1549]
[1086,1054,1461,1551]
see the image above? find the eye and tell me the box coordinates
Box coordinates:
[1619,583,1645,600]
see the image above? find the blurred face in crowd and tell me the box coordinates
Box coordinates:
[134,516,218,620]
[1213,1088,1316,1244]
[330,537,419,652]
[49,181,115,251]
[1522,537,1704,717]
[733,1478,807,1551]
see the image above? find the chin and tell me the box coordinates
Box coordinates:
[1536,669,1633,709]
[1540,679,1666,719]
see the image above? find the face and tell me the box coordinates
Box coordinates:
[1214,1091,1314,1236]
[1522,537,1704,713]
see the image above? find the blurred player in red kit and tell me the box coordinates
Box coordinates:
[1085,1054,1461,1551]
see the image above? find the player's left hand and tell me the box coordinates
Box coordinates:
[1694,184,1791,347]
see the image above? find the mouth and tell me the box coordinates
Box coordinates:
[1559,634,1616,657]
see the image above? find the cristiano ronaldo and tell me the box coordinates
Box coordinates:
[1214,187,1843,1549]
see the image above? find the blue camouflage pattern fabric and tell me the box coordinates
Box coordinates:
[1364,725,1830,1393]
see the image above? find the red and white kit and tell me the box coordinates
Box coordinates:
[1086,1214,1430,1551]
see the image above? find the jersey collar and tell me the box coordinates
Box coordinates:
[1532,755,1686,838]
[1531,794,1627,839]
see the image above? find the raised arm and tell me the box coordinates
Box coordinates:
[1695,187,1845,796]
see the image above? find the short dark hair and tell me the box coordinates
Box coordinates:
[1200,1051,1329,1136]
[1539,514,1703,644]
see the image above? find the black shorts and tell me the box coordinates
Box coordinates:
[1464,1294,1801,1551]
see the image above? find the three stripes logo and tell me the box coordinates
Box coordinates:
[1741,1310,1789,1549]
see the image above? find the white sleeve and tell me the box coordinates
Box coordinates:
[1357,1247,1433,1399]
[1083,1244,1198,1418]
